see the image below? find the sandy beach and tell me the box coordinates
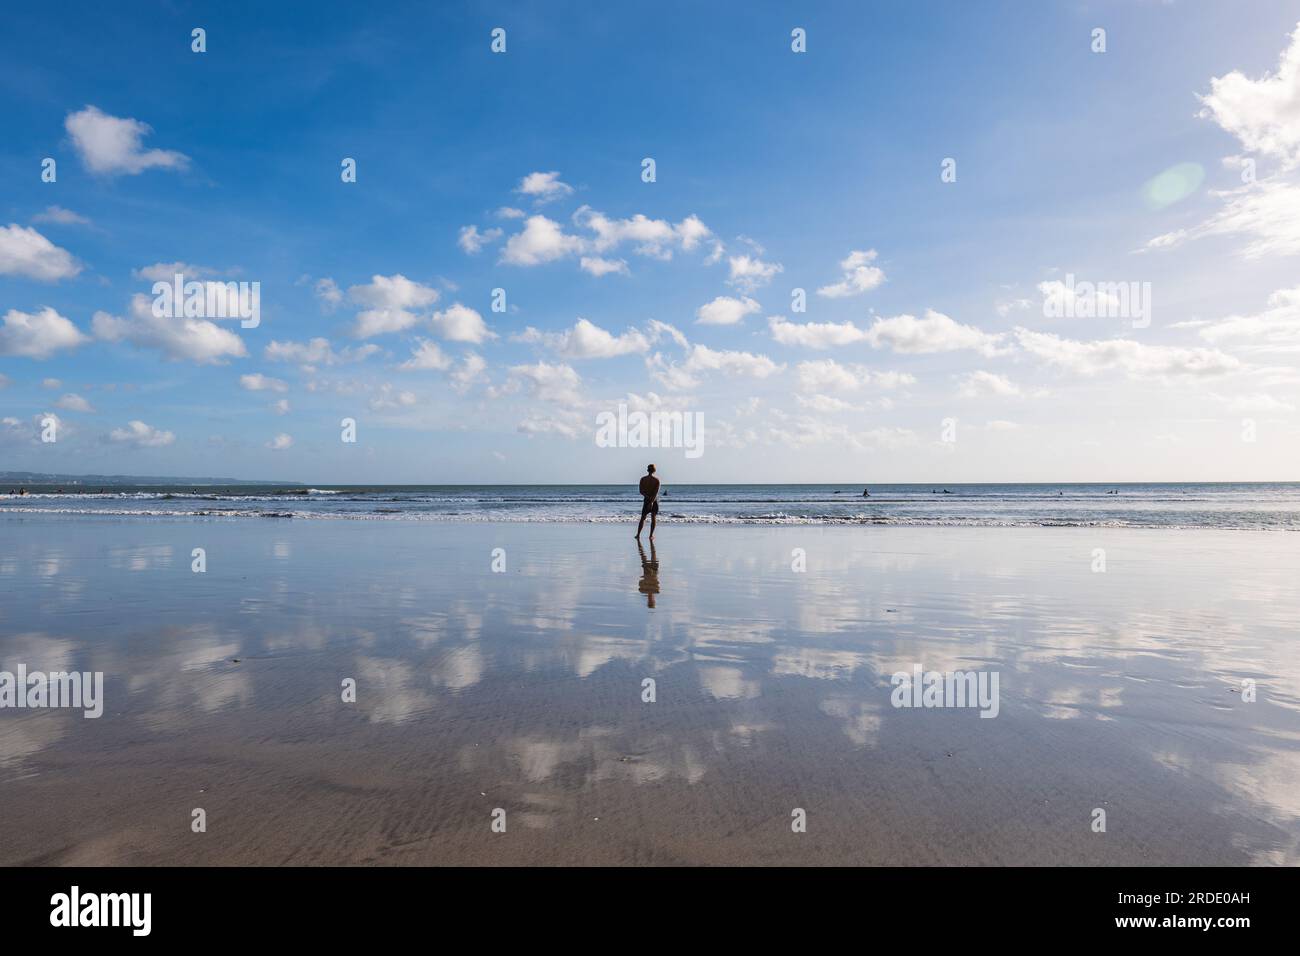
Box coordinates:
[1,516,1296,865]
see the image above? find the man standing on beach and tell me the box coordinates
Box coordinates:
[635,464,660,540]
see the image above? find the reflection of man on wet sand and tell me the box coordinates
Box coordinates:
[637,540,660,608]
[635,464,661,540]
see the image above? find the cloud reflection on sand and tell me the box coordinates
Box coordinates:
[1,519,1298,864]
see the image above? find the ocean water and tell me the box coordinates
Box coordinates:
[3,482,1300,529]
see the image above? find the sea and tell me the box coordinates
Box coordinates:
[3,482,1300,529]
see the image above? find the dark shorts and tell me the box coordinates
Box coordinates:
[641,498,659,517]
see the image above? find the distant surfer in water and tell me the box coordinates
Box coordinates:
[862,487,870,497]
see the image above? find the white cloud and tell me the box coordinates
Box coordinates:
[429,303,494,343]
[649,345,783,390]
[817,249,886,298]
[1015,328,1242,378]
[266,433,294,450]
[93,294,247,365]
[957,370,1023,398]
[65,106,189,175]
[1212,392,1295,412]
[450,353,487,393]
[0,307,90,358]
[496,206,526,219]
[505,361,584,407]
[865,310,1008,357]
[32,206,91,226]
[458,225,503,254]
[53,393,94,413]
[579,256,628,276]
[109,420,175,447]
[314,277,342,307]
[500,215,584,266]
[264,337,378,367]
[795,359,915,393]
[1145,179,1300,258]
[768,316,871,349]
[1198,21,1300,167]
[573,206,713,260]
[271,399,290,415]
[240,373,288,393]
[369,386,418,411]
[517,170,574,204]
[347,274,441,337]
[42,378,61,389]
[133,261,219,282]
[516,318,650,359]
[0,224,82,281]
[1192,286,1300,349]
[399,339,454,371]
[727,254,783,293]
[795,393,859,413]
[1037,279,1123,317]
[696,295,760,326]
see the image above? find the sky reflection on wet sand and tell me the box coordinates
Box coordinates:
[1,519,1297,865]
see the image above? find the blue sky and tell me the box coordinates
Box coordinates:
[3,0,1300,483]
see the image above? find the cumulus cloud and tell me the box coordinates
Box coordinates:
[264,337,378,367]
[265,433,294,450]
[573,206,713,260]
[956,370,1022,398]
[133,261,220,282]
[65,106,189,175]
[399,339,454,371]
[579,256,628,276]
[53,393,94,413]
[109,420,175,447]
[648,345,783,390]
[817,249,886,298]
[239,373,288,393]
[347,274,441,337]
[458,225,503,254]
[864,310,1008,356]
[768,316,871,349]
[314,277,342,308]
[1198,22,1300,168]
[696,295,760,326]
[0,307,90,359]
[502,361,584,407]
[92,294,247,364]
[517,170,575,204]
[795,359,915,393]
[429,303,494,343]
[449,353,487,393]
[1014,328,1242,378]
[0,224,82,281]
[515,318,650,359]
[727,254,783,293]
[500,215,585,266]
[32,206,91,227]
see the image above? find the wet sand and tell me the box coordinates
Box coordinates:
[1,518,1297,865]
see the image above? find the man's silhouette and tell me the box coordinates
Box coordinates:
[635,464,660,540]
[637,540,660,608]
